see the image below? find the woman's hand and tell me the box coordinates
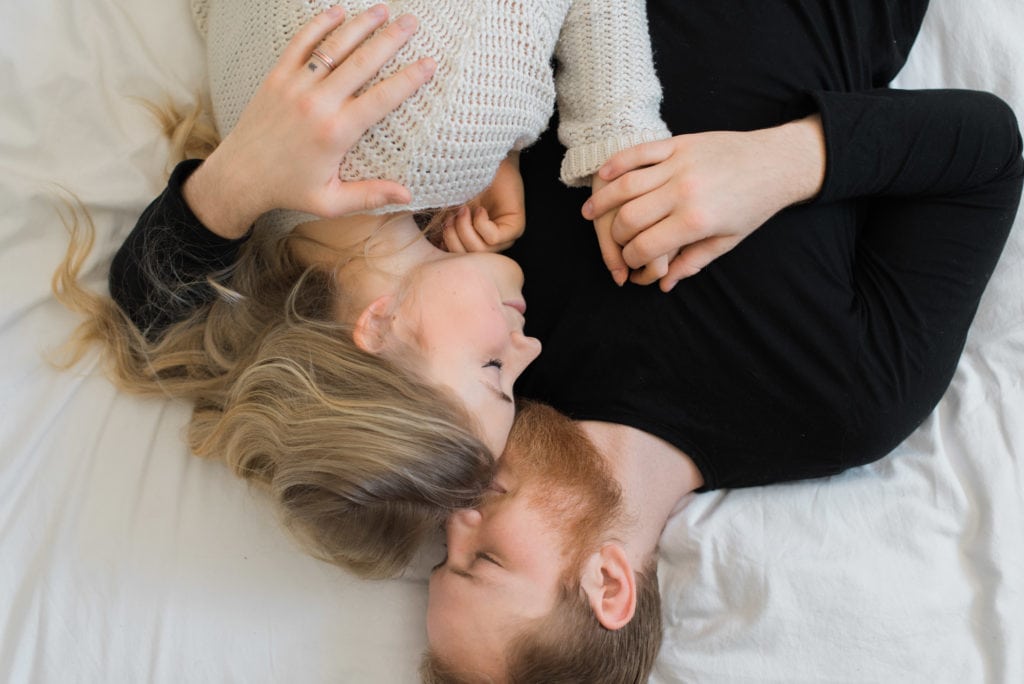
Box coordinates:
[443,152,526,253]
[582,116,827,291]
[183,5,436,239]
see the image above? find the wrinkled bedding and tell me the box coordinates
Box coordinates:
[1,1,1021,681]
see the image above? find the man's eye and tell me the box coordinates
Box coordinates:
[476,551,502,567]
[483,358,504,371]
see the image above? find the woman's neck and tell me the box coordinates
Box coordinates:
[292,211,443,319]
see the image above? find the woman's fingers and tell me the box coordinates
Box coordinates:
[452,206,489,252]
[592,212,629,286]
[326,13,421,100]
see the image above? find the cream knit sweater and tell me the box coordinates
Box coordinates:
[194,0,670,222]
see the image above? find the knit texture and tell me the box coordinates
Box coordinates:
[193,0,669,230]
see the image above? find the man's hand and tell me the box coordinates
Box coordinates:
[583,116,826,291]
[183,5,436,239]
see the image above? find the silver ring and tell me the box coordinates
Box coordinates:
[310,49,336,71]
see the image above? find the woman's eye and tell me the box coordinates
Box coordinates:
[483,358,503,371]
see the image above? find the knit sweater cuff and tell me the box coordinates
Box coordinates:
[559,127,672,187]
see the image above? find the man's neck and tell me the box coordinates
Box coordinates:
[577,421,703,564]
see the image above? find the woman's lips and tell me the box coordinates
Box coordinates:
[503,298,526,315]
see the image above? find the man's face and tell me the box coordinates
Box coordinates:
[425,458,568,680]
[425,403,620,680]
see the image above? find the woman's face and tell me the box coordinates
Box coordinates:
[388,251,542,457]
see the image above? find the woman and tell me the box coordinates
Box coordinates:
[58,0,668,578]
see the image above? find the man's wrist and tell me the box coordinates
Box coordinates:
[774,114,827,206]
[181,154,262,240]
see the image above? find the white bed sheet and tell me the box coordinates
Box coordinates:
[1,1,1021,682]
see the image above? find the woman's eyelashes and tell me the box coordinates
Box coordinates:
[484,358,504,371]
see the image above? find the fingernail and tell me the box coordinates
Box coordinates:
[612,268,627,286]
[419,57,436,76]
[369,4,387,18]
[327,5,344,17]
[396,14,417,30]
[581,200,593,219]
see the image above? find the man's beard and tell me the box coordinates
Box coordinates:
[503,400,622,569]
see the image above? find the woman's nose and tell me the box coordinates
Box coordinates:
[445,508,483,563]
[509,332,542,377]
[450,507,483,529]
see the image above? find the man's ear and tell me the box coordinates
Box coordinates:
[579,544,637,631]
[352,295,395,354]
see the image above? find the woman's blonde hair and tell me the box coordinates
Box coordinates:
[52,98,493,578]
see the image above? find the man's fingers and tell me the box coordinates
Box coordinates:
[323,179,412,216]
[583,164,667,221]
[659,237,737,291]
[308,4,390,76]
[608,188,674,246]
[597,138,674,182]
[621,215,698,269]
[280,6,348,71]
[629,254,671,286]
[593,213,629,286]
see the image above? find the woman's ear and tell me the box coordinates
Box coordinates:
[352,295,395,354]
[579,544,637,631]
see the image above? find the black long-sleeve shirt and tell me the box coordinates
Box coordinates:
[110,0,1023,489]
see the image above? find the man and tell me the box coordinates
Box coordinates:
[423,400,692,682]
[420,0,1022,680]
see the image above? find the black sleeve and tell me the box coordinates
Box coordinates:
[108,159,252,339]
[812,88,1024,203]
